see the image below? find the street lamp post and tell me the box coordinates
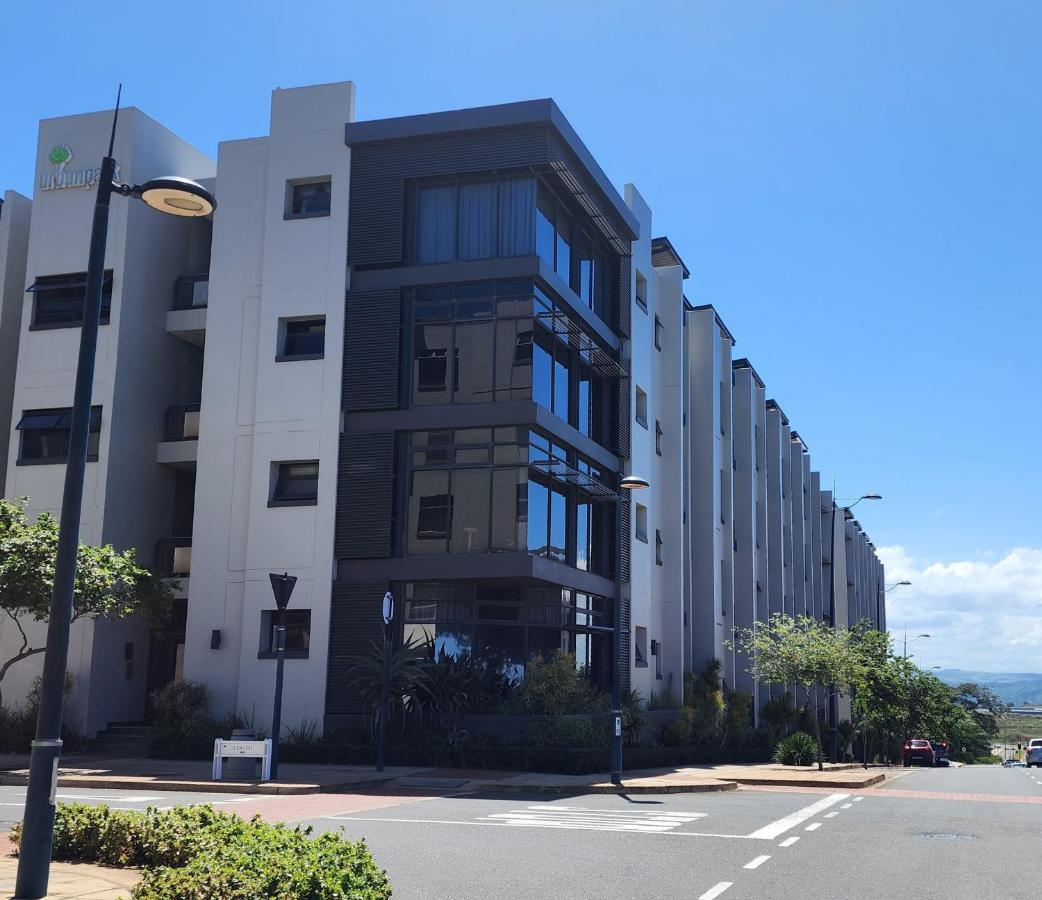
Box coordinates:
[826,491,881,763]
[376,591,394,772]
[611,474,649,786]
[15,94,215,900]
[859,580,911,768]
[268,573,297,780]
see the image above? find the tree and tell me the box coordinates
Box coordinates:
[0,498,172,708]
[952,682,1008,736]
[731,614,860,770]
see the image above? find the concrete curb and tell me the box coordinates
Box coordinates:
[727,772,886,789]
[0,773,398,795]
[472,779,739,795]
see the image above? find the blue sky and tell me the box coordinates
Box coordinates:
[3,0,1040,670]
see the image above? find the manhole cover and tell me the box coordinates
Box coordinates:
[918,832,979,841]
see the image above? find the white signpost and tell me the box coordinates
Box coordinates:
[212,738,272,782]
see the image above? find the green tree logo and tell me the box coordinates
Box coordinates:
[49,145,72,169]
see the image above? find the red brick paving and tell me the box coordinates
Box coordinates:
[0,832,14,857]
[213,787,443,823]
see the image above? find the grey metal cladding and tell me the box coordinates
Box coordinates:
[620,497,631,582]
[614,360,631,459]
[347,126,634,269]
[620,586,632,692]
[325,580,386,715]
[343,289,400,411]
[335,433,395,558]
[348,125,550,267]
[617,255,631,338]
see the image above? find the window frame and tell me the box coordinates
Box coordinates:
[285,177,332,220]
[28,271,113,331]
[635,386,648,429]
[269,460,320,507]
[635,271,648,314]
[16,405,102,465]
[654,314,663,351]
[634,625,649,667]
[258,608,312,659]
[635,502,649,544]
[277,316,326,362]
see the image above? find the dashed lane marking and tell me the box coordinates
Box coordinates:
[698,882,733,900]
[824,811,839,818]
[853,796,864,801]
[778,837,800,847]
[840,803,853,808]
[743,855,771,869]
[805,822,822,831]
[745,792,849,839]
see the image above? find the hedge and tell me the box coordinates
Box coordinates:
[281,742,770,773]
[10,803,390,900]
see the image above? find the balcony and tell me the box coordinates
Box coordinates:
[166,275,208,346]
[155,537,192,598]
[157,404,199,470]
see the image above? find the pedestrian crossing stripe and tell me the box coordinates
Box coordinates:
[483,806,707,833]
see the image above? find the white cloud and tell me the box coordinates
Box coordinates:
[876,546,1042,672]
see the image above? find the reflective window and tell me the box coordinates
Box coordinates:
[417,185,456,263]
[28,271,112,329]
[17,406,101,464]
[280,317,325,359]
[271,461,319,506]
[288,179,331,218]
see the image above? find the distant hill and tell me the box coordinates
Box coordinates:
[935,669,1042,706]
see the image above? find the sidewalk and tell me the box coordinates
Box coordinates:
[0,834,141,900]
[0,753,885,796]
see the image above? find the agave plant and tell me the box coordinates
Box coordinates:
[342,635,434,743]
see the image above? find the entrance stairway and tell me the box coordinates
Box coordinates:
[91,722,154,757]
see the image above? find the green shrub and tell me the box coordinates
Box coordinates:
[622,688,646,747]
[0,674,81,753]
[658,707,695,747]
[684,661,725,742]
[722,688,753,746]
[531,716,601,748]
[150,680,221,759]
[760,692,799,744]
[512,651,608,716]
[11,803,391,900]
[773,731,819,766]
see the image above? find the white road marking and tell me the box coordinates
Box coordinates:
[699,882,733,900]
[55,794,162,803]
[824,811,839,818]
[853,796,864,802]
[744,855,771,869]
[484,807,707,833]
[805,822,822,831]
[324,814,752,838]
[746,793,849,839]
[840,803,853,809]
[778,836,800,847]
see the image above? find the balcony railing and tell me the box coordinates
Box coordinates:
[172,275,209,310]
[155,537,192,578]
[164,404,201,442]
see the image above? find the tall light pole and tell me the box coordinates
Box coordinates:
[268,572,297,780]
[376,590,394,772]
[826,491,881,763]
[15,92,215,900]
[903,628,930,659]
[611,473,649,786]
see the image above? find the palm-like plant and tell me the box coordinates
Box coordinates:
[343,635,434,743]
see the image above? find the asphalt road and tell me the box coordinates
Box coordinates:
[2,765,1039,899]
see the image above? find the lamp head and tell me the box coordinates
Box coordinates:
[899,580,912,586]
[269,572,297,612]
[139,176,215,217]
[861,492,882,501]
[382,591,394,625]
[619,475,649,491]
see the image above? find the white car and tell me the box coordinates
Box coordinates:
[1027,738,1042,768]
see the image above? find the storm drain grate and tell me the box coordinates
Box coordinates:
[918,832,979,841]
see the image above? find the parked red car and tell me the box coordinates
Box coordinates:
[903,739,936,767]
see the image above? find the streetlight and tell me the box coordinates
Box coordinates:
[825,491,881,763]
[376,591,394,772]
[611,473,649,786]
[903,630,930,659]
[268,572,297,780]
[15,91,215,900]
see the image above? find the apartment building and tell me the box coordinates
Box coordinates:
[0,191,31,496]
[1,81,886,739]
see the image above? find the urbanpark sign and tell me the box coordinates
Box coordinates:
[39,145,121,192]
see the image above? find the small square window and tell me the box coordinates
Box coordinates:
[260,609,312,658]
[286,179,331,219]
[635,387,648,429]
[635,271,648,313]
[635,503,648,543]
[655,529,663,566]
[270,461,319,506]
[634,625,648,667]
[278,317,325,360]
[654,314,663,351]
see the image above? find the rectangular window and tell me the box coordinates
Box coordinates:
[17,406,101,465]
[270,461,319,506]
[458,181,496,260]
[286,178,332,218]
[636,271,648,313]
[655,420,663,456]
[635,503,648,543]
[655,529,663,566]
[635,387,648,429]
[417,184,457,263]
[27,271,112,329]
[634,625,648,667]
[498,179,536,257]
[260,609,311,658]
[654,314,664,351]
[278,317,325,360]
